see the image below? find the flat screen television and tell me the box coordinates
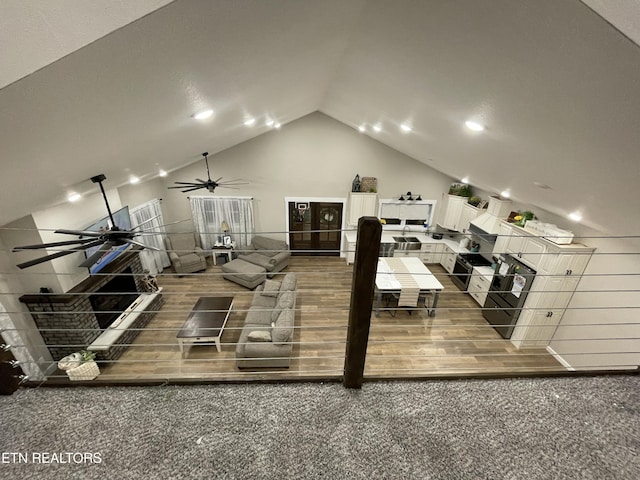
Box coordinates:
[83,206,132,274]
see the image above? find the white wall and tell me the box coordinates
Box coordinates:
[120,112,454,239]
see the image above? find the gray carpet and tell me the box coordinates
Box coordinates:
[0,376,638,480]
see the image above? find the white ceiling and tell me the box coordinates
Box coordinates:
[1,0,639,236]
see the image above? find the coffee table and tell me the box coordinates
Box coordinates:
[177,296,234,356]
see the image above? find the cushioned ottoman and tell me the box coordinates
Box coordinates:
[221,258,267,289]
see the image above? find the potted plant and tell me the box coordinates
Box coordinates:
[448,183,472,197]
[58,349,100,381]
[513,211,535,227]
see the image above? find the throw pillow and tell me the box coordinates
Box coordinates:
[247,330,271,342]
[261,279,281,297]
[280,273,297,292]
[272,309,294,344]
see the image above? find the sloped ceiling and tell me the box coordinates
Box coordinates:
[0,0,639,237]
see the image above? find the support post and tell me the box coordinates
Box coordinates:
[343,216,381,388]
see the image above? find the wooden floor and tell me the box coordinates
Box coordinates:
[97,256,563,382]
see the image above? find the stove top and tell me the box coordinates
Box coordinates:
[459,253,492,267]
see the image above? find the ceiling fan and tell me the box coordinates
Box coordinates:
[12,174,160,270]
[169,152,248,193]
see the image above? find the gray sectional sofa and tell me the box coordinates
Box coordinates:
[236,272,297,369]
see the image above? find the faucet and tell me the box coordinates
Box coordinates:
[402,225,409,236]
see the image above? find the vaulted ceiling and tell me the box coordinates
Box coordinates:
[1,0,639,236]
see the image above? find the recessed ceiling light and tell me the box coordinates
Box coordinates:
[373,124,382,133]
[193,109,213,120]
[274,122,281,129]
[358,125,366,133]
[266,119,275,127]
[461,176,470,184]
[244,117,256,127]
[465,120,485,132]
[568,211,583,222]
[67,192,81,202]
[500,190,511,198]
[129,176,140,184]
[400,123,412,132]
[159,169,168,177]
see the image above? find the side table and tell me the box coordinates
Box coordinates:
[211,246,234,265]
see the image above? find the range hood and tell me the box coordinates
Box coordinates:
[469,196,512,236]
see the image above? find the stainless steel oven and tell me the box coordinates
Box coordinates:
[451,254,491,290]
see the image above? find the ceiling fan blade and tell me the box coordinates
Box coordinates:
[123,238,159,250]
[12,237,98,251]
[196,178,208,184]
[172,181,202,185]
[78,241,115,268]
[218,180,249,185]
[181,186,205,192]
[55,228,103,237]
[214,177,223,182]
[16,249,81,269]
[218,186,240,189]
[15,239,104,269]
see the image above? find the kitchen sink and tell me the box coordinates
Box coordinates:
[392,236,422,250]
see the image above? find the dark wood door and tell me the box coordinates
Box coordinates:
[289,202,342,255]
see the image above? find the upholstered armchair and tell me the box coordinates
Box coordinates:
[164,233,207,275]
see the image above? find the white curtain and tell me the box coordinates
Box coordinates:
[188,196,254,249]
[129,199,171,274]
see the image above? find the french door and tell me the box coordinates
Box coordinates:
[288,201,343,255]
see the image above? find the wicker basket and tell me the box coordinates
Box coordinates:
[58,353,100,381]
[65,361,100,381]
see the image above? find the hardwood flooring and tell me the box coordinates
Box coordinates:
[97,256,562,382]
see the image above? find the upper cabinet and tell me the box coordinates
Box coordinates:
[440,195,468,231]
[347,193,378,226]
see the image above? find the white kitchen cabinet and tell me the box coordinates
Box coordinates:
[348,193,378,226]
[440,245,456,274]
[420,243,442,264]
[344,234,356,265]
[468,268,491,306]
[493,222,513,257]
[441,195,468,231]
[511,249,593,348]
[459,203,482,233]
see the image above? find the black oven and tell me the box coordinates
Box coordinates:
[451,253,492,290]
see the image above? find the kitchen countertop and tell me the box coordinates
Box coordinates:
[343,231,469,254]
[473,265,495,282]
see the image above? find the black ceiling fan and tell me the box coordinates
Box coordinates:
[169,151,248,193]
[12,174,159,270]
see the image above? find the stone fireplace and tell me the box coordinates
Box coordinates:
[20,249,163,362]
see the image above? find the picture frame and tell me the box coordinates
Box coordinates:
[223,235,232,247]
[477,200,487,209]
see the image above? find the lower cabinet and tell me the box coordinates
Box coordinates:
[345,236,356,264]
[468,269,491,306]
[440,246,456,274]
[420,243,442,263]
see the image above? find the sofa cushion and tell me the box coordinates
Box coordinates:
[271,291,295,322]
[239,252,274,270]
[280,273,297,292]
[261,279,281,297]
[252,236,287,256]
[245,308,273,327]
[248,330,272,342]
[272,309,294,344]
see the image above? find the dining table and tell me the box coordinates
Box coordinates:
[375,256,444,317]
